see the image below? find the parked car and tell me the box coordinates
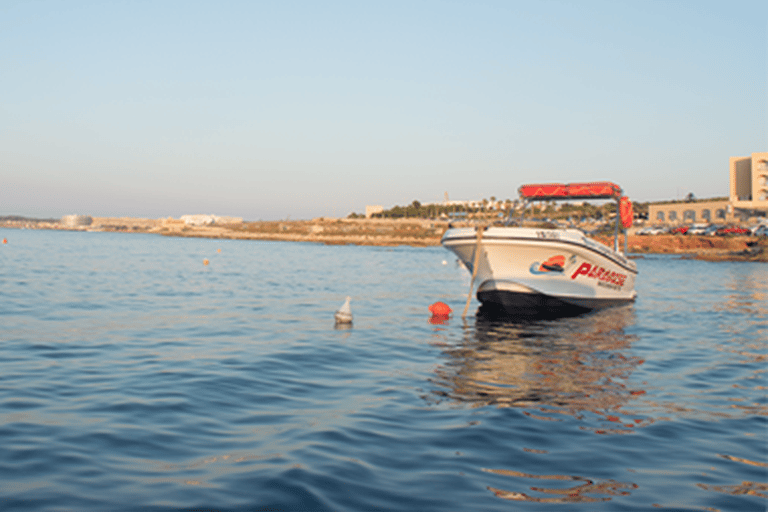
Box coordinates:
[703,225,722,236]
[637,225,668,235]
[635,226,652,235]
[687,223,710,235]
[716,226,751,236]
[586,224,616,236]
[670,225,689,235]
[752,225,768,237]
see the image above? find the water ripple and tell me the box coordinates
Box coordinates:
[0,231,765,511]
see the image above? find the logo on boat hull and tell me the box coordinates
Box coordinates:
[571,262,627,288]
[529,255,574,275]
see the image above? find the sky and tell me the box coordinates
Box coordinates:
[1,0,766,220]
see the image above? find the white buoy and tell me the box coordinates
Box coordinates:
[334,296,353,324]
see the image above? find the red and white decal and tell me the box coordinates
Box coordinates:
[571,262,627,287]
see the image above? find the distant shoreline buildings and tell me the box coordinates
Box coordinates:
[366,152,768,224]
[61,215,93,227]
[648,151,767,225]
[178,214,243,226]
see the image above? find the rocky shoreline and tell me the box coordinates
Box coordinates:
[594,233,767,262]
[2,217,765,261]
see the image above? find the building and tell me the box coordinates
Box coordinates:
[648,152,767,225]
[648,199,733,225]
[61,215,93,227]
[365,205,384,219]
[180,214,243,226]
[730,152,768,213]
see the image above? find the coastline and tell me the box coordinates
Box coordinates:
[2,217,765,261]
[593,233,767,262]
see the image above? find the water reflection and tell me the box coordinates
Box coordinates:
[695,454,768,500]
[429,305,646,425]
[484,468,637,504]
[429,307,646,503]
[718,264,768,317]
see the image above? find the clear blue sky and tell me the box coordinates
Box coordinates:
[1,0,766,220]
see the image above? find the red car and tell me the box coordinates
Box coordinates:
[716,226,750,236]
[670,225,689,235]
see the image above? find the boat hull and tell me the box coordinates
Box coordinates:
[442,226,637,316]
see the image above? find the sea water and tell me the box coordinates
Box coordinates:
[0,228,765,511]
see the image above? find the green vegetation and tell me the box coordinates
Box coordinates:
[349,199,512,220]
[376,200,477,219]
[649,196,728,205]
[350,199,651,222]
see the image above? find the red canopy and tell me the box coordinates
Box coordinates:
[518,182,623,200]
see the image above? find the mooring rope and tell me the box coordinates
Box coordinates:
[462,225,485,318]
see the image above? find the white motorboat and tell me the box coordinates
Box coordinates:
[441,182,638,317]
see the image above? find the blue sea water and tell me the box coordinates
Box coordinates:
[0,228,765,511]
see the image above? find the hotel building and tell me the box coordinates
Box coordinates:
[648,152,767,225]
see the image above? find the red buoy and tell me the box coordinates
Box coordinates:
[428,301,452,316]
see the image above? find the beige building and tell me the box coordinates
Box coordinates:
[730,152,768,211]
[365,205,384,219]
[61,215,93,227]
[179,214,243,226]
[648,151,767,225]
[648,199,733,225]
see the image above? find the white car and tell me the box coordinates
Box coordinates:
[687,223,710,235]
[637,225,668,235]
[703,225,722,236]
